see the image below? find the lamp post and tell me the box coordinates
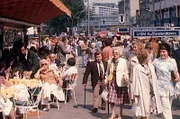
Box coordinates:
[87,0,90,36]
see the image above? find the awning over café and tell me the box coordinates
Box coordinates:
[0,0,71,28]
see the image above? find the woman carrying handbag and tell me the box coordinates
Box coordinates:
[132,49,162,119]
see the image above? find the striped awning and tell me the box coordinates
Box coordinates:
[0,0,71,28]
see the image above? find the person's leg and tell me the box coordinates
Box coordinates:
[109,103,115,119]
[8,108,16,119]
[160,96,173,119]
[119,104,124,118]
[93,84,100,112]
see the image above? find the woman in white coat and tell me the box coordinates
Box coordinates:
[132,49,162,119]
[106,48,130,119]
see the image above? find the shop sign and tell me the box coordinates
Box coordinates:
[133,30,180,38]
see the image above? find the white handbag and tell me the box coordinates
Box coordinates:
[101,89,108,101]
[175,81,180,98]
[132,103,141,118]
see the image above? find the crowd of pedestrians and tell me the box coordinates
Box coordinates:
[82,36,180,119]
[0,35,180,119]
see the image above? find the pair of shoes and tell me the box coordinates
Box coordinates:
[92,108,98,113]
[108,116,115,119]
[43,108,49,111]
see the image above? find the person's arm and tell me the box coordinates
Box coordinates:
[123,59,129,83]
[172,59,180,82]
[132,66,140,98]
[53,71,63,87]
[34,66,45,79]
[31,52,40,74]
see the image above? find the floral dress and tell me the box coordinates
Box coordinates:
[152,57,178,97]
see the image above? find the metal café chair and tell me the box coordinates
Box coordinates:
[64,73,78,105]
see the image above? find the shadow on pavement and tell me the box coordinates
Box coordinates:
[173,115,180,119]
[101,114,132,119]
[77,104,93,111]
[85,88,93,93]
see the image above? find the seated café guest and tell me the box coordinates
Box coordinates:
[0,76,16,119]
[48,53,61,76]
[61,58,78,83]
[18,43,40,78]
[0,95,16,119]
[132,49,162,119]
[61,58,78,101]
[0,76,30,102]
[34,59,64,111]
[48,53,63,68]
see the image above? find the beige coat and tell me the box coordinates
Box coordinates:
[132,63,162,117]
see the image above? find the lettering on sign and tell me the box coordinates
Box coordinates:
[133,30,180,38]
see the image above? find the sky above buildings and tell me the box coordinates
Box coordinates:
[88,0,119,5]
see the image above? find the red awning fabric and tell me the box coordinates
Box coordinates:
[98,31,108,37]
[0,0,71,28]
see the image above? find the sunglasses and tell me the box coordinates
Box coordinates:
[41,63,48,66]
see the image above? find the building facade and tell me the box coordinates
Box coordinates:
[154,0,180,27]
[79,3,119,33]
[118,0,139,26]
[138,0,154,27]
[91,3,119,16]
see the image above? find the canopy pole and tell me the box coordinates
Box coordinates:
[23,27,28,45]
[38,27,41,48]
[0,24,3,59]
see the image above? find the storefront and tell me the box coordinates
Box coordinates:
[0,0,71,58]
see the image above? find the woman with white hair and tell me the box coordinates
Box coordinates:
[88,42,98,62]
[106,48,130,119]
[34,59,64,111]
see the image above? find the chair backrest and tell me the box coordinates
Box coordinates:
[70,73,77,80]
[66,73,78,89]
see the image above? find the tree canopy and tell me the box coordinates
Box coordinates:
[46,0,85,35]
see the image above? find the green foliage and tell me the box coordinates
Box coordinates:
[46,0,85,35]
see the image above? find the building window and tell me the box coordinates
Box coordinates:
[163,11,169,19]
[170,9,176,18]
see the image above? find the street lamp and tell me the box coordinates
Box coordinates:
[145,9,161,26]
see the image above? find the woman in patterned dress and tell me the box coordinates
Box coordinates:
[153,43,180,119]
[106,48,129,119]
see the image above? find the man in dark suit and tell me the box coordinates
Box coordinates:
[82,51,108,113]
[18,43,40,78]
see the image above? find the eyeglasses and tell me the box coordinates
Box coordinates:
[41,63,48,66]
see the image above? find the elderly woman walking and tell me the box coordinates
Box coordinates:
[106,48,130,119]
[132,49,162,119]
